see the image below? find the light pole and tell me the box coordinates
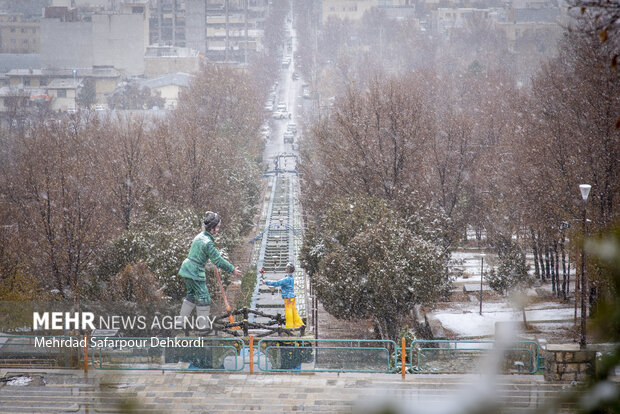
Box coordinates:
[579,184,591,349]
[479,253,485,315]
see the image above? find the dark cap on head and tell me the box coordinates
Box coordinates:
[203,211,221,232]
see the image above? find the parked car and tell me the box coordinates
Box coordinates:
[283,131,295,144]
[277,102,287,112]
[303,89,311,99]
[286,122,297,134]
[264,103,273,111]
[292,72,299,80]
[272,110,288,119]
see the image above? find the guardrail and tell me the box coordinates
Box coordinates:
[257,338,398,373]
[0,334,544,375]
[89,336,246,372]
[0,334,81,369]
[409,340,542,374]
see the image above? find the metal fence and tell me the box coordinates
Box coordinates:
[409,340,542,374]
[0,334,81,369]
[257,338,398,373]
[89,336,246,371]
[0,334,544,375]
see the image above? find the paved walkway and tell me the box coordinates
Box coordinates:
[0,369,581,413]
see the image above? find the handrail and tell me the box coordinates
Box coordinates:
[409,339,541,374]
[0,334,544,375]
[256,338,398,373]
[88,336,246,372]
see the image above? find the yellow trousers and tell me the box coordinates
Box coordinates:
[284,297,304,329]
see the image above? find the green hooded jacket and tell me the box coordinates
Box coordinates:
[178,231,234,281]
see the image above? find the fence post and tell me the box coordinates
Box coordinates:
[249,334,254,374]
[83,334,88,375]
[401,337,406,380]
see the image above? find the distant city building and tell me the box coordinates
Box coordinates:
[40,1,149,76]
[150,0,185,46]
[46,77,81,111]
[432,7,493,33]
[186,0,268,63]
[511,0,548,9]
[322,0,379,22]
[137,71,192,109]
[0,13,40,53]
[144,45,201,77]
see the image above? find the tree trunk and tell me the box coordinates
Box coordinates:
[560,235,567,300]
[544,245,550,283]
[538,239,546,282]
[553,240,560,298]
[531,228,540,280]
[550,243,556,296]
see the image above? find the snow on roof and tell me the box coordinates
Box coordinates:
[139,72,191,90]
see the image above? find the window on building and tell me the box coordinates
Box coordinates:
[10,28,15,32]
[21,28,25,33]
[57,89,66,98]
[24,79,30,86]
[32,28,36,33]
[132,6,144,13]
[10,39,16,44]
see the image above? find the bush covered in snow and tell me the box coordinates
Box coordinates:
[301,195,451,342]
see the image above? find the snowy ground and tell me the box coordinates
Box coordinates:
[430,249,579,342]
[433,301,576,338]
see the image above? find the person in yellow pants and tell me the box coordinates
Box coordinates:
[263,262,304,329]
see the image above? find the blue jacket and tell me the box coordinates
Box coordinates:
[265,274,296,299]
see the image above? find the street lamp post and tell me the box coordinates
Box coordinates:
[579,184,591,349]
[479,253,485,315]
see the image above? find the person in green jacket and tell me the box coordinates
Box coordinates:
[179,211,241,331]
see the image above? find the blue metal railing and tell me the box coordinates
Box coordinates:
[89,336,246,372]
[409,339,542,374]
[257,338,398,373]
[0,334,545,375]
[0,334,81,369]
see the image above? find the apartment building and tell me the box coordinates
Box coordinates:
[0,13,40,54]
[186,0,268,63]
[144,44,200,77]
[40,1,149,76]
[322,0,379,22]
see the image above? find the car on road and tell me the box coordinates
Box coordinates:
[272,110,288,119]
[303,88,311,99]
[286,122,297,134]
[292,72,299,80]
[283,131,295,144]
[277,102,287,112]
[264,103,273,111]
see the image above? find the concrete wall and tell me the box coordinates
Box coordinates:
[185,0,206,54]
[40,19,93,69]
[94,77,119,102]
[49,89,77,111]
[92,13,147,76]
[144,56,200,77]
